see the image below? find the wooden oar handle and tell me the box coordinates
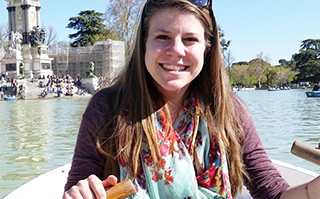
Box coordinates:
[105,179,136,199]
[291,141,320,166]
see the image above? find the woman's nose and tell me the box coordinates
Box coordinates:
[166,38,186,57]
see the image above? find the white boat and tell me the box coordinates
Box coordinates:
[2,159,318,199]
[2,163,70,199]
[236,159,318,199]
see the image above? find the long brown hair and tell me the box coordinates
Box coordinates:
[97,0,247,197]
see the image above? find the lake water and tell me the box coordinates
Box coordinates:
[237,89,320,174]
[0,97,90,198]
[0,89,319,198]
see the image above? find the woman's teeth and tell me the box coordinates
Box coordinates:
[162,64,186,71]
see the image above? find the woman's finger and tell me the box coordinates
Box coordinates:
[62,191,74,199]
[63,186,84,199]
[76,178,97,199]
[87,175,106,199]
[102,175,118,188]
[63,175,105,199]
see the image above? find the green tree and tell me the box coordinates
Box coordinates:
[229,64,254,87]
[273,66,297,85]
[67,10,106,47]
[265,66,278,85]
[294,49,317,66]
[293,39,320,82]
[248,53,271,87]
[300,39,320,58]
[278,58,296,71]
[277,67,297,84]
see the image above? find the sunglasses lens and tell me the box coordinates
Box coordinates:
[190,0,209,7]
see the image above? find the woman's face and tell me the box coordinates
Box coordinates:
[145,8,206,99]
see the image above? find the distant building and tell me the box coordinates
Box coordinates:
[48,39,125,80]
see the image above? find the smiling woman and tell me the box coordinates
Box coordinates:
[61,1,320,199]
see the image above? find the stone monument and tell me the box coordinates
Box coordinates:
[1,0,53,79]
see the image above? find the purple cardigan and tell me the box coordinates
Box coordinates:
[65,88,289,199]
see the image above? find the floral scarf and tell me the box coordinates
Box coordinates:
[120,98,232,199]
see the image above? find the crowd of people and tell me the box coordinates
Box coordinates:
[33,74,86,98]
[0,74,20,98]
[0,71,115,99]
[32,74,112,98]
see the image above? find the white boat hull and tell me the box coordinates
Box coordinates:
[2,159,318,199]
[2,164,70,199]
[236,159,318,199]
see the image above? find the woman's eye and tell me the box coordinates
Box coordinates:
[156,35,170,40]
[185,37,198,42]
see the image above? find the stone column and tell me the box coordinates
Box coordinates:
[21,4,31,44]
[7,7,13,33]
[36,6,41,27]
[21,5,27,44]
[11,7,16,32]
[25,5,31,32]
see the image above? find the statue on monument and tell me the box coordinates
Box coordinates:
[4,31,22,58]
[29,26,46,47]
[83,62,97,78]
[18,62,25,80]
[8,31,22,51]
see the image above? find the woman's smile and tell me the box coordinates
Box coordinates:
[160,63,188,72]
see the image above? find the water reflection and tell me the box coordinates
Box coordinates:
[0,98,90,197]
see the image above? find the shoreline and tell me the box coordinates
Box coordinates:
[1,77,96,101]
[0,94,93,101]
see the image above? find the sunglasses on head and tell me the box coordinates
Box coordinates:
[147,0,212,8]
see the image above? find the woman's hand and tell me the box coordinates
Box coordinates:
[63,175,118,199]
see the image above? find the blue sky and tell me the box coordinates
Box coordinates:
[1,0,320,65]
